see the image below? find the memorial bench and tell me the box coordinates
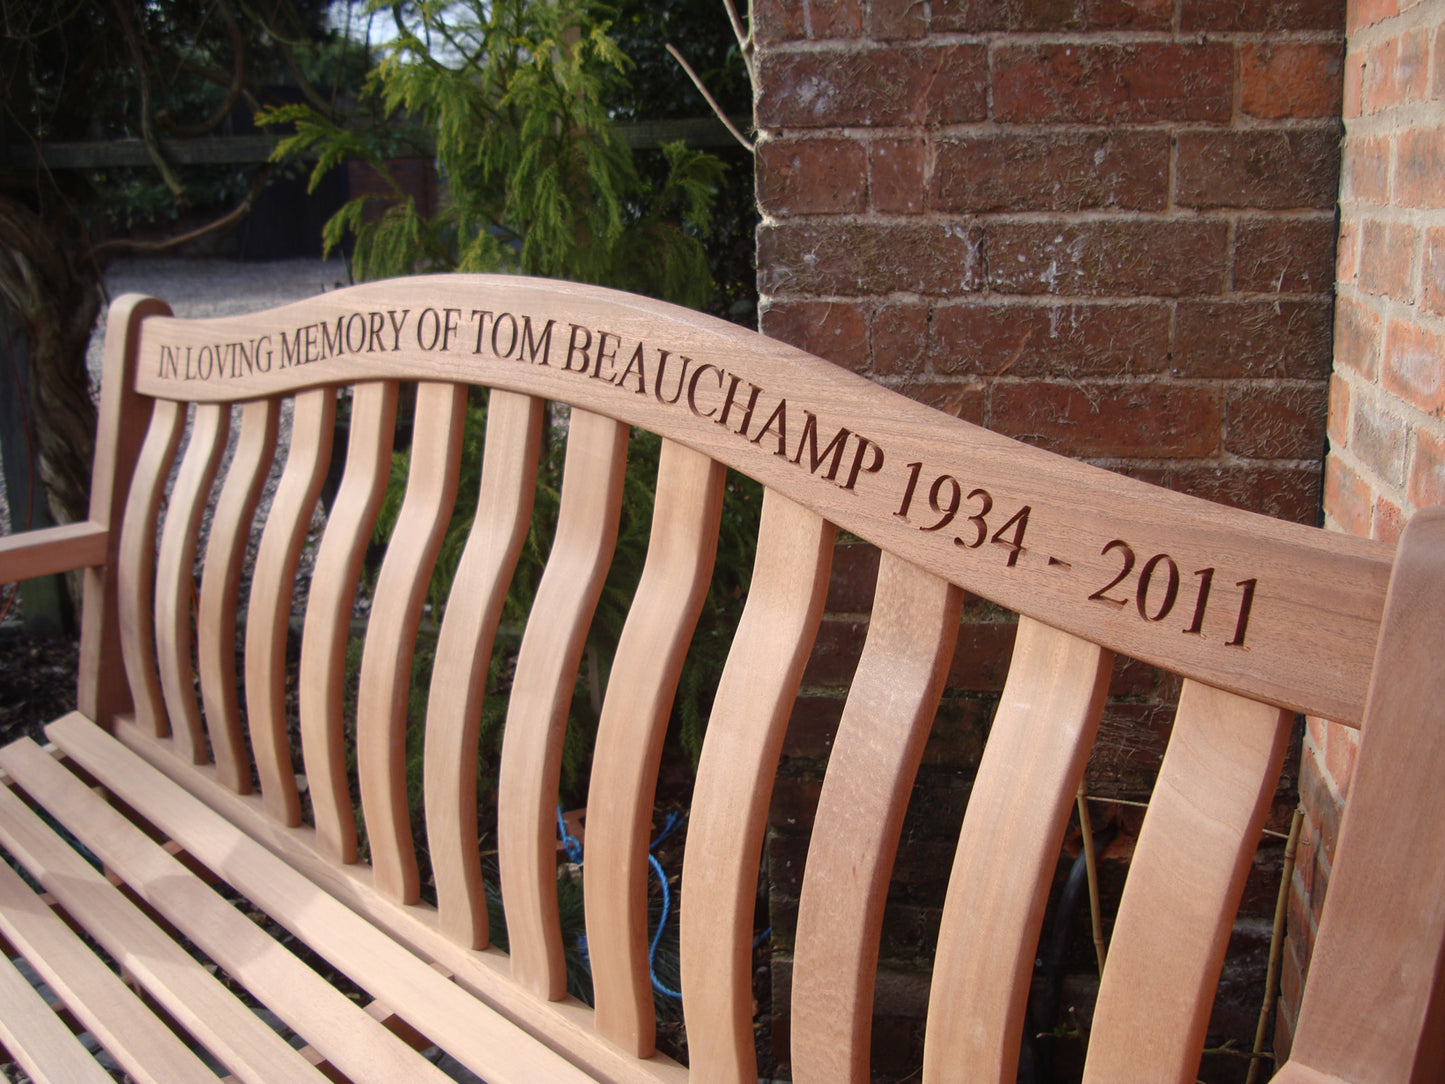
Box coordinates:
[0,275,1441,1082]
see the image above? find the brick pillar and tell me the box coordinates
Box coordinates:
[752,2,1344,1079]
[1280,0,1445,1059]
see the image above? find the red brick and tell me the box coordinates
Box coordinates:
[1342,133,1391,204]
[759,220,985,298]
[1226,382,1329,459]
[1174,300,1334,380]
[989,380,1223,458]
[754,0,863,43]
[869,139,928,214]
[1347,0,1401,33]
[896,379,987,424]
[760,300,871,372]
[931,301,1172,378]
[756,45,987,128]
[869,0,926,39]
[1332,295,1382,380]
[946,621,1020,692]
[1395,125,1445,209]
[1185,0,1345,31]
[872,303,929,378]
[1233,216,1338,293]
[827,541,880,613]
[1435,25,1445,100]
[985,219,1229,298]
[1325,455,1373,535]
[1373,494,1407,544]
[1343,48,1365,118]
[1357,218,1416,301]
[1323,723,1360,799]
[1240,42,1345,119]
[1383,318,1445,417]
[933,131,1168,213]
[1328,373,1352,449]
[1349,391,1408,485]
[756,137,867,215]
[992,43,1232,124]
[1175,129,1342,211]
[1399,27,1432,103]
[756,138,866,216]
[1366,28,1431,112]
[934,0,1173,31]
[1410,428,1445,507]
[1336,217,1360,285]
[1423,227,1445,316]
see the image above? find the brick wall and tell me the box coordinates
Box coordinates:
[1280,0,1445,1059]
[752,1,1345,1078]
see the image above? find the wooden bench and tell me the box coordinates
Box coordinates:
[0,275,1441,1082]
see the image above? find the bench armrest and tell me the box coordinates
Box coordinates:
[0,523,110,583]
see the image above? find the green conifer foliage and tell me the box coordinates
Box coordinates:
[261,0,724,307]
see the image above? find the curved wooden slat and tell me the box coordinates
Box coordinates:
[680,491,834,1082]
[358,381,468,904]
[198,399,280,792]
[81,293,172,727]
[117,397,185,738]
[244,388,336,825]
[584,440,726,1056]
[155,402,230,764]
[497,407,629,1000]
[922,618,1112,1082]
[299,382,398,864]
[425,389,543,947]
[132,275,1391,727]
[790,554,964,1082]
[1284,507,1445,1084]
[1083,680,1291,1083]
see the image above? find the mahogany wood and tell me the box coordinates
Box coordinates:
[0,274,1437,1083]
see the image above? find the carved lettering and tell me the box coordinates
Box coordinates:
[471,310,493,354]
[280,327,303,368]
[303,323,320,364]
[417,308,442,351]
[518,315,554,365]
[387,309,409,350]
[346,313,368,353]
[566,324,593,372]
[492,311,519,357]
[615,342,647,395]
[686,363,723,419]
[592,330,620,382]
[321,316,345,359]
[653,352,691,405]
[749,398,789,457]
[793,412,851,481]
[160,344,179,379]
[367,311,386,353]
[841,435,884,490]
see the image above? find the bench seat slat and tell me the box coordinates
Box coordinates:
[156,401,230,765]
[113,716,691,1084]
[586,439,726,1056]
[44,712,598,1084]
[426,388,543,948]
[0,948,120,1084]
[300,381,398,865]
[358,381,468,904]
[246,387,337,826]
[118,396,185,738]
[0,846,214,1083]
[681,491,834,1081]
[0,743,324,1082]
[923,618,1112,1082]
[1084,681,1292,1082]
[198,398,279,793]
[498,407,630,1001]
[790,553,964,1082]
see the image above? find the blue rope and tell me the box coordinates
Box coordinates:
[555,806,684,1000]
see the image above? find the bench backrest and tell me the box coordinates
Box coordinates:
[75,276,1445,1082]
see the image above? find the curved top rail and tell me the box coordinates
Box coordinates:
[123,274,1391,725]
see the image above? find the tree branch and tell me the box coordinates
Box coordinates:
[664,43,753,153]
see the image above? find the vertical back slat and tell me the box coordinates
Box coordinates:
[244,388,336,825]
[80,295,170,727]
[197,398,279,793]
[922,619,1112,1083]
[1083,680,1291,1082]
[357,381,468,904]
[155,402,230,765]
[117,398,185,738]
[681,491,834,1082]
[1284,508,1445,1083]
[299,382,399,865]
[790,554,964,1082]
[425,389,543,948]
[584,440,726,1056]
[497,407,629,1001]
